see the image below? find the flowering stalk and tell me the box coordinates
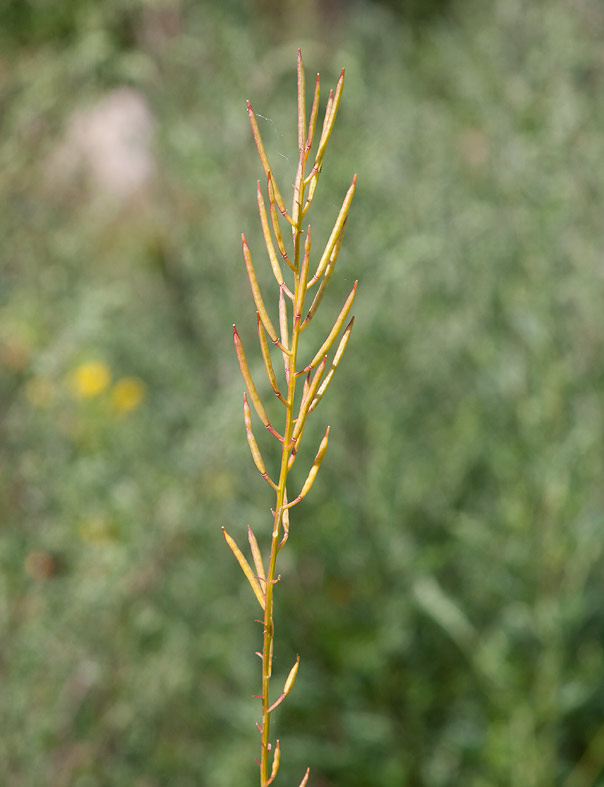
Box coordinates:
[224,50,356,787]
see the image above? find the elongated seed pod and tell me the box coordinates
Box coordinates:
[242,235,278,344]
[234,326,268,422]
[301,217,347,329]
[267,654,300,713]
[243,392,265,475]
[286,426,330,508]
[247,525,265,583]
[222,527,265,610]
[267,172,293,270]
[304,281,358,372]
[283,654,300,695]
[301,370,311,403]
[257,314,287,405]
[247,100,291,223]
[306,73,320,152]
[314,69,345,170]
[279,287,290,384]
[294,226,311,323]
[303,68,345,208]
[308,317,355,414]
[265,739,281,786]
[297,49,306,153]
[233,326,283,441]
[257,182,294,300]
[291,356,327,444]
[243,393,277,489]
[308,175,356,287]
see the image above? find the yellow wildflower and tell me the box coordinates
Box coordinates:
[110,376,146,414]
[70,361,111,398]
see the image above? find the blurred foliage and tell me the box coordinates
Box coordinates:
[2,0,604,785]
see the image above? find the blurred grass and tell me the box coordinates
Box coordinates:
[2,0,604,785]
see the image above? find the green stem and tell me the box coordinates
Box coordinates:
[260,146,308,786]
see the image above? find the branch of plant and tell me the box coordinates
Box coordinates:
[225,49,356,787]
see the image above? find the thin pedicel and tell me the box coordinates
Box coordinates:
[223,50,357,787]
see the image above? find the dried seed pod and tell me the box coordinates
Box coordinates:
[286,426,330,508]
[265,739,280,786]
[304,281,358,372]
[301,216,347,329]
[308,317,355,414]
[247,100,291,223]
[306,73,320,152]
[233,326,283,442]
[297,767,310,787]
[308,175,356,286]
[267,654,300,713]
[222,527,265,610]
[297,49,306,153]
[248,525,265,583]
[242,234,278,345]
[257,182,294,299]
[257,314,287,405]
[267,172,293,270]
[243,393,277,489]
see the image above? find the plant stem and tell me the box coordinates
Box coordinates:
[230,50,354,786]
[260,134,308,787]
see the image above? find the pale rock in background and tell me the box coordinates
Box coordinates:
[48,87,155,201]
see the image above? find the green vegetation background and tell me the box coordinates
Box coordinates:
[2,1,604,785]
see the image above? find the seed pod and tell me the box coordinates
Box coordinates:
[297,49,306,152]
[233,326,283,442]
[306,72,320,152]
[297,767,310,787]
[222,527,265,610]
[286,426,330,508]
[265,739,281,786]
[305,281,357,372]
[257,314,286,405]
[308,317,355,414]
[242,234,278,344]
[257,182,294,299]
[247,100,291,223]
[247,525,265,583]
[308,175,356,286]
[267,655,300,713]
